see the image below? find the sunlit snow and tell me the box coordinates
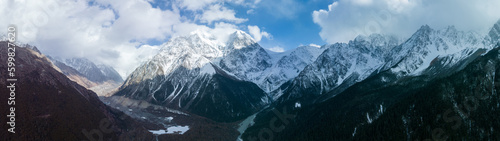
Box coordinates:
[149,126,190,135]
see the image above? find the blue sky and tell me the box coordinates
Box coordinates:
[232,0,333,50]
[146,0,335,51]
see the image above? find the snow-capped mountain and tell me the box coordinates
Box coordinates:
[273,34,401,101]
[115,20,500,128]
[489,19,500,45]
[390,25,487,76]
[241,21,500,141]
[115,30,269,122]
[272,24,496,104]
[259,45,326,92]
[97,64,124,82]
[49,57,124,96]
[115,29,335,121]
[59,58,123,83]
[218,30,272,86]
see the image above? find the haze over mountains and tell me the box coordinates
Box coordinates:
[48,57,124,96]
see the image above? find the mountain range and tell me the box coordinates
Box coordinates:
[111,19,500,140]
[3,17,500,140]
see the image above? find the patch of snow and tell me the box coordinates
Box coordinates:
[366,113,372,124]
[149,126,190,135]
[165,117,173,122]
[381,76,388,82]
[295,102,301,108]
[352,127,357,137]
[379,104,384,114]
[149,130,168,135]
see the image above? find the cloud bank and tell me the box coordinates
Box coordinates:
[0,0,265,78]
[313,0,500,44]
[248,25,271,42]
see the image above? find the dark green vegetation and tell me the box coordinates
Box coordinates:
[115,65,268,122]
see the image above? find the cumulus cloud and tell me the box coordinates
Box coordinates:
[313,0,500,44]
[199,4,248,24]
[177,0,218,11]
[247,25,271,42]
[0,0,252,78]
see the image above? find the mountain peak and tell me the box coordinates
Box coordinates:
[489,19,500,44]
[226,30,256,49]
[189,29,217,41]
[417,24,433,33]
[445,25,457,31]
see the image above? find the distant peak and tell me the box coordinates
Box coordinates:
[489,19,500,43]
[446,25,457,30]
[188,30,216,40]
[226,30,256,49]
[353,34,368,42]
[352,33,397,44]
[353,33,383,42]
[418,24,433,32]
[228,30,254,41]
[407,24,434,40]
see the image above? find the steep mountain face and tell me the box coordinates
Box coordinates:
[0,41,152,141]
[260,45,326,92]
[272,25,491,105]
[62,58,110,82]
[242,45,500,141]
[489,19,500,45]
[219,31,272,87]
[241,23,500,140]
[97,64,124,83]
[52,60,98,88]
[57,57,123,83]
[49,57,124,96]
[115,31,269,122]
[351,46,500,140]
[273,34,401,102]
[115,30,333,122]
[390,25,486,76]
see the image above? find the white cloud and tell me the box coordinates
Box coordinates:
[313,0,500,44]
[0,0,250,78]
[177,0,218,11]
[247,25,271,42]
[254,0,262,5]
[267,46,285,52]
[199,4,247,24]
[351,0,373,6]
[309,43,321,48]
[246,9,255,14]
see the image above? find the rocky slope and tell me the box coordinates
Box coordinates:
[49,57,124,96]
[115,31,269,122]
[0,41,152,141]
[240,20,500,141]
